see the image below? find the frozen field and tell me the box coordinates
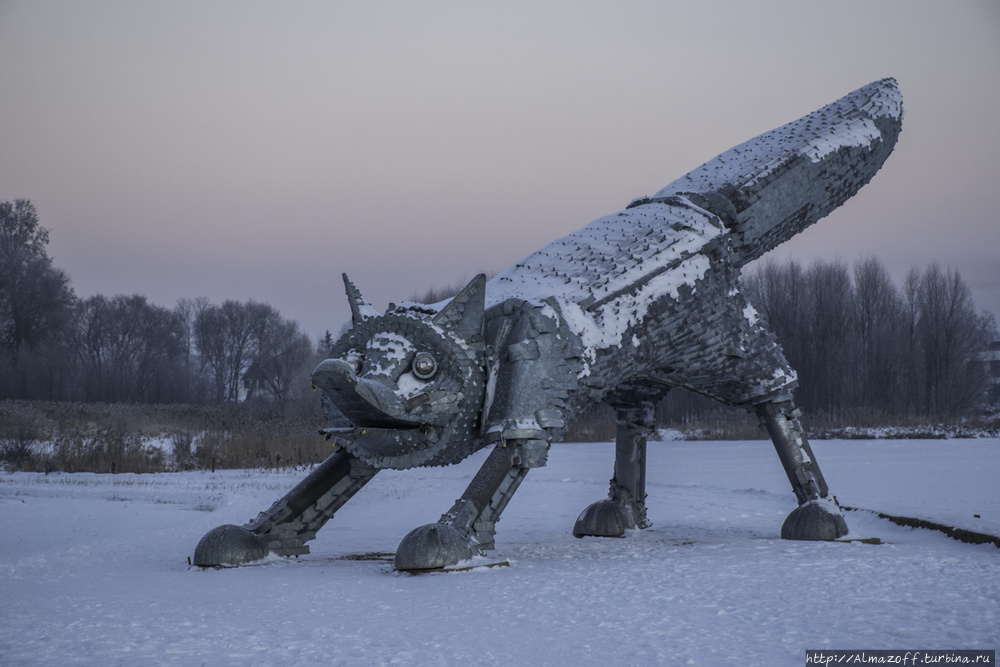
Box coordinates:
[2,439,998,666]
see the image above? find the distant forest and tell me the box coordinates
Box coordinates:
[2,198,997,420]
[741,257,996,418]
[0,200,325,408]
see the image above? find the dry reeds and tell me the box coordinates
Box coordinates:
[2,398,996,473]
[0,400,333,474]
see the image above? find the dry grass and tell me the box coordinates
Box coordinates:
[3,398,996,473]
[563,402,1000,442]
[51,427,165,474]
[0,400,333,474]
[674,408,766,441]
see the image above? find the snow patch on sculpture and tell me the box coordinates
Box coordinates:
[800,116,881,163]
[486,202,722,310]
[367,332,415,376]
[395,372,425,397]
[559,254,711,369]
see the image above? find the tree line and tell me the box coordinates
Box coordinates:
[741,256,996,417]
[1,200,323,406]
[3,199,996,418]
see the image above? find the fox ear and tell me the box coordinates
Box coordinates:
[343,274,379,326]
[432,274,486,341]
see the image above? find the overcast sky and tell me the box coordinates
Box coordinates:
[1,1,998,339]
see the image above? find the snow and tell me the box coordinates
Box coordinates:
[486,201,722,311]
[356,303,381,321]
[547,251,712,374]
[367,332,413,357]
[477,200,723,373]
[799,116,881,163]
[394,372,425,398]
[2,438,998,665]
[366,332,415,376]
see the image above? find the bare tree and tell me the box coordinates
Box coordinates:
[175,297,210,401]
[914,265,990,415]
[745,257,993,418]
[801,260,856,414]
[243,301,314,405]
[71,294,185,402]
[0,200,76,399]
[194,299,313,406]
[853,256,903,412]
[195,302,243,403]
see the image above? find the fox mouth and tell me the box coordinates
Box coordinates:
[312,359,421,430]
[320,423,433,454]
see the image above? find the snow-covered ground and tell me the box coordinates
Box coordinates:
[2,439,998,666]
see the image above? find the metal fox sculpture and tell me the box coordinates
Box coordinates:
[195,78,903,569]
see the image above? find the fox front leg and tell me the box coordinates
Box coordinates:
[393,439,548,571]
[756,401,848,540]
[193,448,377,566]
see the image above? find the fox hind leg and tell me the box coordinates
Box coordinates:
[756,400,848,540]
[574,385,665,538]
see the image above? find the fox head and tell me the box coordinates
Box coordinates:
[313,274,488,469]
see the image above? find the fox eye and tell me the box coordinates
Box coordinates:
[412,352,437,380]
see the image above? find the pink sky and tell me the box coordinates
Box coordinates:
[1,1,998,338]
